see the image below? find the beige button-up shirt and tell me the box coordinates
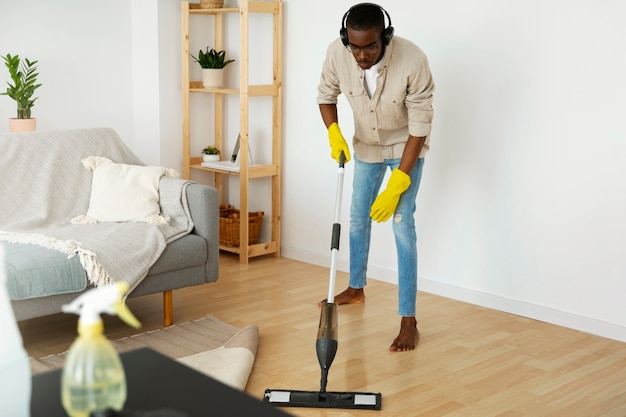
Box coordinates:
[317,36,435,162]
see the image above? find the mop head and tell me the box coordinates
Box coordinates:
[263,389,382,410]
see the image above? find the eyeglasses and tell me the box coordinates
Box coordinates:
[345,43,380,55]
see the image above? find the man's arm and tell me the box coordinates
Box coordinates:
[398,135,425,174]
[319,103,338,128]
[402,55,434,174]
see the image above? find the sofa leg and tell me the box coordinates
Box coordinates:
[163,290,173,327]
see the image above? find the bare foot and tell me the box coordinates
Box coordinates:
[389,317,420,352]
[318,287,365,307]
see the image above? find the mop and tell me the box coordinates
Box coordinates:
[263,153,382,410]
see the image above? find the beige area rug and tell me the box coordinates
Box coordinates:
[29,315,259,391]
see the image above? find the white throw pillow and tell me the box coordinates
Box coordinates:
[71,156,179,224]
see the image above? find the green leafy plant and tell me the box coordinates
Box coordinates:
[191,47,235,69]
[201,145,220,155]
[1,54,42,119]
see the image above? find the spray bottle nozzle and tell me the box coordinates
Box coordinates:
[62,282,141,329]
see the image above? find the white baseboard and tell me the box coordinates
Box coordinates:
[281,246,626,343]
[417,278,626,343]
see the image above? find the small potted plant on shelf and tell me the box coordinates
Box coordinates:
[1,53,42,132]
[201,145,221,162]
[191,47,235,89]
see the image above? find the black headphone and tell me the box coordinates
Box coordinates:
[340,3,394,47]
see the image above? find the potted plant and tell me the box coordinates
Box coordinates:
[1,54,42,132]
[191,47,235,89]
[201,145,221,162]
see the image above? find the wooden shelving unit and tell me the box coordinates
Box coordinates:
[181,0,282,263]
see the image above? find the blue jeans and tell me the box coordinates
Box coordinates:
[349,156,424,317]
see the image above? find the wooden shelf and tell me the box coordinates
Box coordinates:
[190,162,279,178]
[219,241,279,256]
[188,81,279,96]
[181,0,282,264]
[189,1,279,14]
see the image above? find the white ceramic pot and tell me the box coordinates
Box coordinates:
[202,68,224,89]
[203,154,220,162]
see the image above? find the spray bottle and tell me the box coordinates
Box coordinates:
[61,282,141,417]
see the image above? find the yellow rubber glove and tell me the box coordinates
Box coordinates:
[370,169,411,223]
[328,122,351,163]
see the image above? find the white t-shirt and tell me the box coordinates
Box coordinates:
[364,61,381,97]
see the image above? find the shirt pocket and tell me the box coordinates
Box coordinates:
[343,80,369,115]
[379,94,408,125]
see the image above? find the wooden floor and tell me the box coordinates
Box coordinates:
[20,253,626,416]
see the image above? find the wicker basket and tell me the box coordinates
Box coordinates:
[200,0,224,8]
[219,205,264,247]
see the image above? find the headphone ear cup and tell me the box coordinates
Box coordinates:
[340,27,349,46]
[340,8,350,46]
[383,26,394,45]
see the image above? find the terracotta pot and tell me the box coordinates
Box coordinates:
[9,118,36,132]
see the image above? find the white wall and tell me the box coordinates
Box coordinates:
[414,1,626,341]
[0,0,179,166]
[1,1,625,342]
[0,1,135,149]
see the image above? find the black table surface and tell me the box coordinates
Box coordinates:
[31,346,293,417]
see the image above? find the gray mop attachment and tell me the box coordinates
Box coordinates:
[263,389,382,410]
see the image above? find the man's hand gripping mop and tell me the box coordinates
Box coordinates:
[263,152,382,410]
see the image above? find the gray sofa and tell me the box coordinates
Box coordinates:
[2,128,219,326]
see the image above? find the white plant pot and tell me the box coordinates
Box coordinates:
[203,154,220,162]
[202,68,224,89]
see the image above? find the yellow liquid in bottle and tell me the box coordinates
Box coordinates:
[61,332,127,417]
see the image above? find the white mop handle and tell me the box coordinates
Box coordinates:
[333,167,345,224]
[328,250,339,303]
[327,165,345,303]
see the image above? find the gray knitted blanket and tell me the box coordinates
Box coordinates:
[0,128,193,295]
